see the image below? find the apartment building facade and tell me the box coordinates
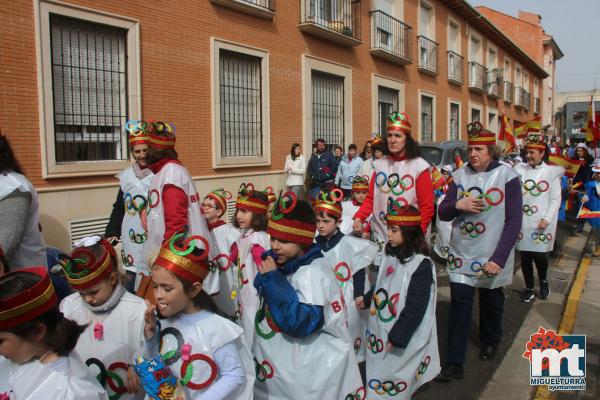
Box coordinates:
[1,0,547,250]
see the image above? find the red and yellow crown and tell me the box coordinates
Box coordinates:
[236,183,269,215]
[371,133,384,146]
[351,175,370,192]
[125,120,151,147]
[315,189,344,219]
[387,112,412,135]
[268,192,315,245]
[205,188,232,212]
[467,121,496,146]
[265,186,277,204]
[62,238,116,290]
[0,267,58,330]
[154,233,211,283]
[386,200,421,227]
[525,133,546,151]
[147,120,176,150]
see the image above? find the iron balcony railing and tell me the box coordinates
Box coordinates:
[534,97,540,114]
[447,51,463,84]
[468,61,485,92]
[514,86,525,107]
[503,81,513,103]
[210,0,275,18]
[300,0,361,43]
[237,0,274,11]
[417,35,438,74]
[370,10,411,63]
[523,90,531,110]
[486,69,502,98]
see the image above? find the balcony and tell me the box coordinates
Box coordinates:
[503,81,513,103]
[417,35,438,75]
[523,90,531,110]
[514,86,525,108]
[534,97,540,114]
[210,0,275,19]
[299,0,361,46]
[447,51,463,85]
[369,10,412,65]
[468,61,485,93]
[486,69,502,99]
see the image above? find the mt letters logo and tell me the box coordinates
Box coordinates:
[523,326,586,391]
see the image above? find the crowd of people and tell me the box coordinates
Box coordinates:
[0,112,598,400]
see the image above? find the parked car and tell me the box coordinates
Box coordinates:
[420,140,468,169]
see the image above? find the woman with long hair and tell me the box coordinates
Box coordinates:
[284,143,306,198]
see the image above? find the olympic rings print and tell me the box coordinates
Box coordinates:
[255,308,282,340]
[523,205,539,216]
[180,353,218,390]
[238,263,249,286]
[532,232,553,243]
[271,191,298,221]
[458,220,486,238]
[447,253,463,271]
[334,262,351,283]
[415,356,431,379]
[213,253,232,272]
[85,358,128,400]
[457,185,504,211]
[365,330,385,354]
[128,228,147,244]
[344,386,366,400]
[120,250,134,267]
[368,379,408,396]
[255,358,275,382]
[386,197,409,215]
[523,179,549,197]
[372,288,399,323]
[375,172,415,195]
[160,327,185,365]
[123,193,148,216]
[148,189,161,209]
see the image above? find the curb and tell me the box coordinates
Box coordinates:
[533,234,593,400]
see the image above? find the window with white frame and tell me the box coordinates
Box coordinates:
[312,71,345,149]
[378,86,399,135]
[515,65,523,87]
[212,39,270,167]
[37,1,141,176]
[504,58,512,82]
[471,107,481,123]
[420,94,434,142]
[488,110,498,133]
[448,19,460,53]
[469,33,481,63]
[419,1,433,38]
[449,101,460,140]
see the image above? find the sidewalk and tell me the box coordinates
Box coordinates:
[479,228,591,400]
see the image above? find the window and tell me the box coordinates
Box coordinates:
[420,94,434,142]
[37,1,140,177]
[469,33,481,63]
[378,86,399,135]
[515,65,523,87]
[449,101,460,140]
[504,58,512,82]
[312,71,345,149]
[488,110,498,133]
[219,50,263,158]
[448,19,460,53]
[212,39,270,167]
[419,1,433,38]
[471,108,481,122]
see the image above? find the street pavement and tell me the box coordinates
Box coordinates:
[413,218,588,400]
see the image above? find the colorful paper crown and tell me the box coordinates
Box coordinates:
[154,233,211,283]
[467,122,496,146]
[236,183,269,215]
[387,112,412,135]
[205,188,232,212]
[146,120,176,149]
[315,189,344,219]
[371,133,384,146]
[386,200,421,227]
[0,267,58,330]
[525,133,547,151]
[351,175,370,192]
[268,192,315,245]
[125,120,151,146]
[62,238,116,290]
[264,186,277,203]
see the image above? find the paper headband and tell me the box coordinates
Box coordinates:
[154,233,211,283]
[62,238,116,290]
[268,192,315,245]
[467,121,496,146]
[236,183,269,215]
[315,189,343,219]
[387,112,412,135]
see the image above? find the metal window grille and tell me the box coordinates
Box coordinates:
[421,95,433,142]
[50,15,128,163]
[312,71,344,149]
[219,49,263,158]
[378,86,399,135]
[450,103,459,140]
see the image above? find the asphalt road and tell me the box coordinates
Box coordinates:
[413,219,574,400]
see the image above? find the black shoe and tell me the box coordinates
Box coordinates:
[479,345,497,361]
[539,281,550,299]
[435,364,464,382]
[519,288,535,303]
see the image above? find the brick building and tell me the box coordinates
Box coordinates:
[476,7,564,130]
[1,0,547,250]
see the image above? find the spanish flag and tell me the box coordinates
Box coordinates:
[498,113,516,152]
[580,96,600,142]
[548,154,583,178]
[454,154,464,169]
[514,116,541,139]
[431,166,445,191]
[577,205,600,219]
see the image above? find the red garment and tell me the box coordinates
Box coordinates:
[353,168,434,233]
[148,158,182,174]
[207,220,227,231]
